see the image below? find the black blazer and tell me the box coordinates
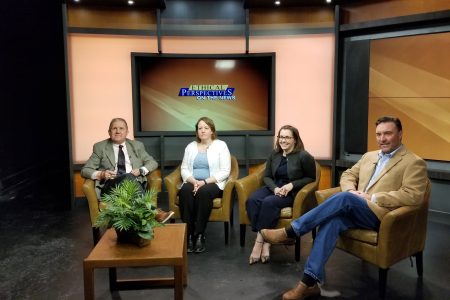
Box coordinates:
[263,150,316,195]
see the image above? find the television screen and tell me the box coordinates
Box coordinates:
[131,53,275,136]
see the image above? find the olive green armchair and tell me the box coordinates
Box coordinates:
[315,180,431,298]
[163,155,239,244]
[235,161,321,261]
[82,169,162,244]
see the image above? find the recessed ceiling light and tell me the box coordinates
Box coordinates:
[275,1,281,6]
[215,60,235,70]
[74,0,80,2]
[128,0,134,5]
[326,0,332,3]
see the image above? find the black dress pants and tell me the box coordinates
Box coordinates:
[101,173,145,197]
[246,186,294,232]
[178,182,222,236]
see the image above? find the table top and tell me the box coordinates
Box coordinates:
[84,224,186,268]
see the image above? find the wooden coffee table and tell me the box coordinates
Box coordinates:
[83,223,187,300]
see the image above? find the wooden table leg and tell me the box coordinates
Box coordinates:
[83,262,94,300]
[183,229,188,286]
[174,265,183,300]
[109,267,118,291]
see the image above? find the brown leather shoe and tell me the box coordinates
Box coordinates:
[282,282,320,300]
[155,209,174,223]
[260,228,295,245]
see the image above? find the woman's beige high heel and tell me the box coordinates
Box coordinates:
[249,241,263,265]
[261,242,271,263]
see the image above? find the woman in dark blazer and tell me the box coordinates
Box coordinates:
[246,125,316,264]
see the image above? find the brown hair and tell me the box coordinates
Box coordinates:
[375,116,402,132]
[195,117,217,142]
[275,125,305,153]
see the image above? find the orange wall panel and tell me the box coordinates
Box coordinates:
[318,165,331,190]
[73,171,84,198]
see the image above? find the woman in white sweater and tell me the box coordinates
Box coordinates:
[179,117,231,253]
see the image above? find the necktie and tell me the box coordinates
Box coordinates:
[117,145,126,176]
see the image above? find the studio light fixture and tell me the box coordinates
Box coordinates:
[215,60,236,70]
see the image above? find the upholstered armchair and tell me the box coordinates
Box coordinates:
[82,169,162,244]
[315,180,431,298]
[163,155,239,244]
[235,161,321,261]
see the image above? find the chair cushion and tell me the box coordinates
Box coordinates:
[212,198,222,208]
[340,229,378,245]
[280,207,292,218]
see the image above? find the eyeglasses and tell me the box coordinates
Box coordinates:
[278,136,293,140]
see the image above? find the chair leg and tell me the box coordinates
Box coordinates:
[230,191,235,228]
[240,224,246,247]
[295,237,301,262]
[92,227,100,245]
[378,267,388,298]
[230,207,234,228]
[224,222,229,244]
[415,251,423,277]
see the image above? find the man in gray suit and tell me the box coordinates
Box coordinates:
[81,117,173,223]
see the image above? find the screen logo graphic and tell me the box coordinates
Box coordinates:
[179,84,236,101]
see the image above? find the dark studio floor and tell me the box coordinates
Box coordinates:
[1,191,449,300]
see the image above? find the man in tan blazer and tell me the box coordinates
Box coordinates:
[261,116,429,300]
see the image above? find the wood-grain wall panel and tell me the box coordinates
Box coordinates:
[250,7,334,25]
[341,0,450,24]
[68,6,157,29]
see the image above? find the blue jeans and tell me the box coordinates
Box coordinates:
[290,192,380,283]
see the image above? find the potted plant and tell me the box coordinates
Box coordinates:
[94,179,163,247]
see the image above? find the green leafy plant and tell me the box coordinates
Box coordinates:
[94,179,163,240]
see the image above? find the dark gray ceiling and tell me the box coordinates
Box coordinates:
[67,0,373,9]
[244,0,369,8]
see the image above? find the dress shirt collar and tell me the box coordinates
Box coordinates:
[378,144,403,159]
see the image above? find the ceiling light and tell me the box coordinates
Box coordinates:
[326,0,332,3]
[215,60,235,70]
[275,1,281,6]
[128,0,134,5]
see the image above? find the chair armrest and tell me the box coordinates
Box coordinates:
[315,187,341,205]
[217,155,239,220]
[291,181,318,219]
[163,166,182,211]
[82,179,100,226]
[235,173,263,224]
[220,179,236,220]
[377,205,425,263]
[147,168,162,193]
[249,162,266,176]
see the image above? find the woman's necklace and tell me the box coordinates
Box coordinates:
[198,141,212,152]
